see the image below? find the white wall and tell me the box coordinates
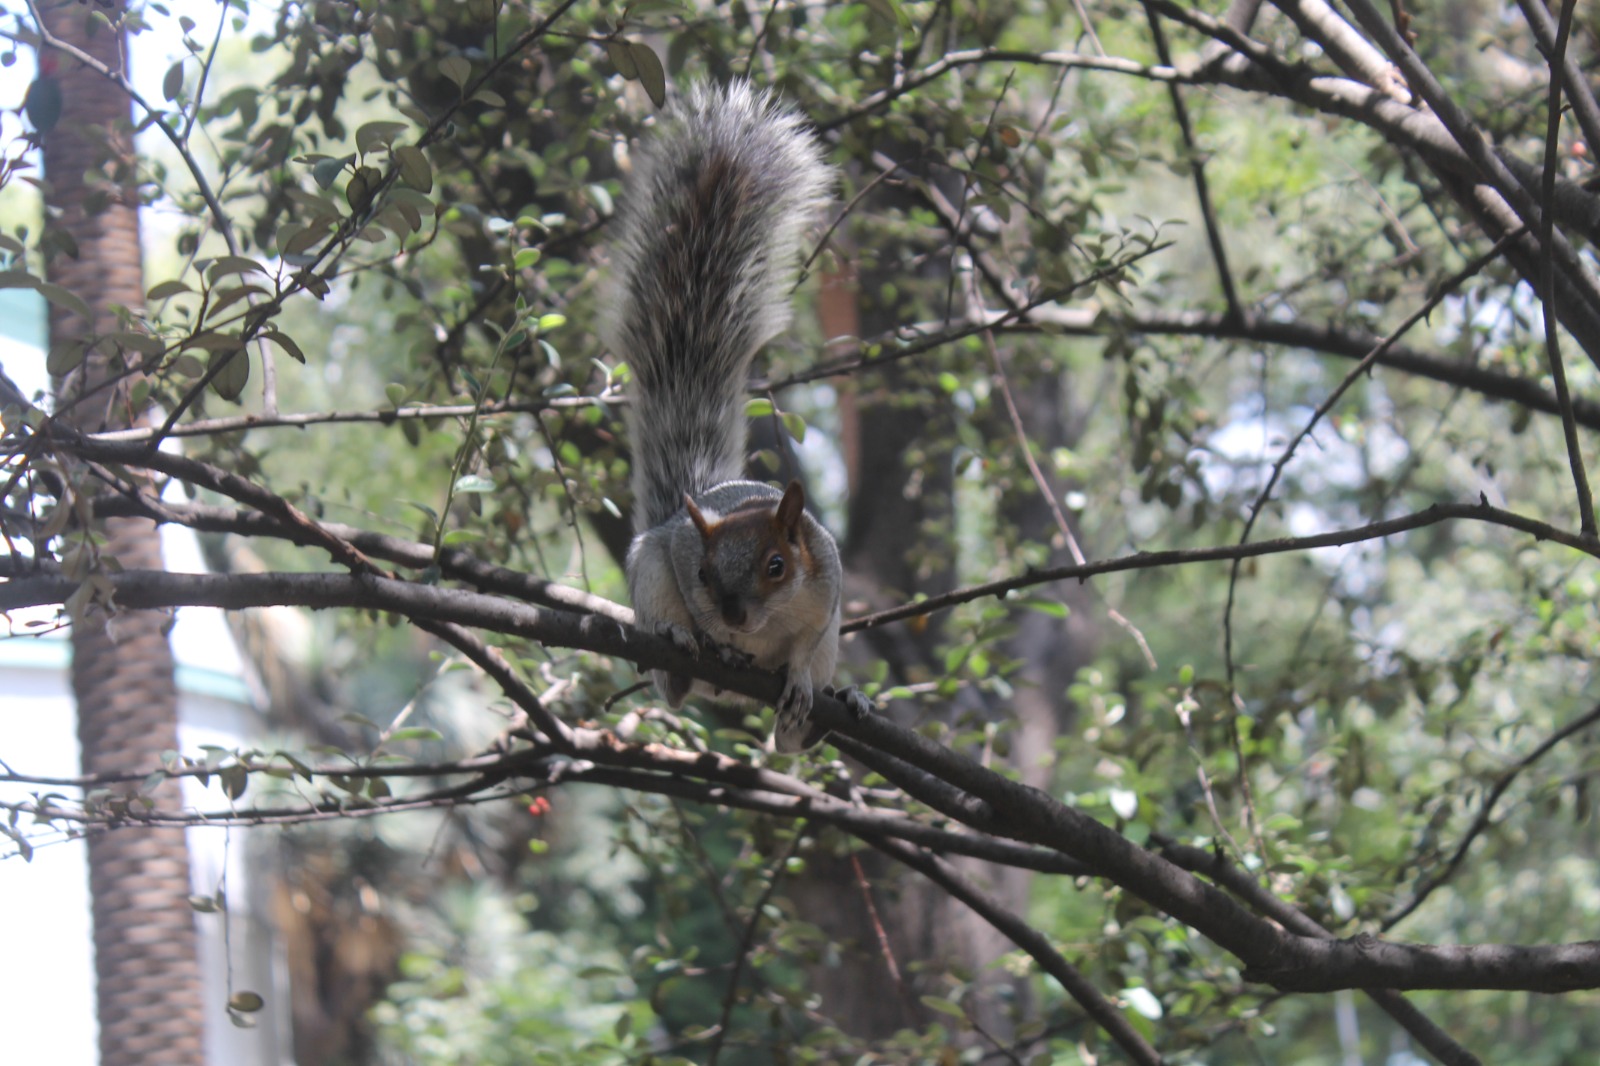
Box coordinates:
[0,545,296,1066]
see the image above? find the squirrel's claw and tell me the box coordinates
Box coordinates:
[716,642,755,669]
[772,674,815,754]
[825,684,873,721]
[658,621,700,656]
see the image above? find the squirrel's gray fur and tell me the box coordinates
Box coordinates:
[606,82,864,752]
[605,81,833,533]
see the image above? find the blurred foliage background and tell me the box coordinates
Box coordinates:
[6,0,1600,1063]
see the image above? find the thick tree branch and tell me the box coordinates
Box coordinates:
[90,494,632,623]
[6,561,1600,990]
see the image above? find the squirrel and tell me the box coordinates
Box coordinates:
[603,81,870,753]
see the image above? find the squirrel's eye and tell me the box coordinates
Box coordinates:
[766,553,785,579]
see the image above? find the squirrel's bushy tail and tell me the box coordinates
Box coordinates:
[606,82,833,533]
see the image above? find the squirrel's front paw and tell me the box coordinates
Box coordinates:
[825,684,874,721]
[771,674,816,754]
[715,642,755,670]
[656,621,700,656]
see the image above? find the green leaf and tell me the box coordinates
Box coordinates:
[37,282,90,320]
[208,284,267,315]
[46,340,87,376]
[355,120,408,155]
[606,39,637,79]
[228,991,265,1013]
[346,165,382,213]
[220,764,248,800]
[162,58,184,102]
[311,154,352,190]
[206,255,267,282]
[279,220,329,258]
[513,248,541,270]
[862,0,912,27]
[184,331,246,352]
[171,353,205,378]
[260,329,306,364]
[1122,986,1163,1020]
[437,54,471,90]
[453,474,495,494]
[388,727,443,742]
[744,398,775,418]
[394,145,432,193]
[147,279,192,300]
[920,995,968,1022]
[629,41,666,107]
[209,349,250,402]
[405,501,440,525]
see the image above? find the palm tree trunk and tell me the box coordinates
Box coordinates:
[41,3,206,1062]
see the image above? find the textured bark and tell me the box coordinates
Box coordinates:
[41,2,206,1063]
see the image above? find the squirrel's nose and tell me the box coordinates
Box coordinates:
[719,596,746,627]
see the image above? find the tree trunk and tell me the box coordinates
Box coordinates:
[787,223,1035,1041]
[41,3,206,1063]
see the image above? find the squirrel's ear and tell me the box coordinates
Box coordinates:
[776,480,805,531]
[684,493,713,539]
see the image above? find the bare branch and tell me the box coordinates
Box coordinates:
[872,837,1164,1066]
[1534,0,1597,535]
[844,500,1600,633]
[1143,3,1242,320]
[1516,0,1600,155]
[1224,231,1520,687]
[1383,700,1600,929]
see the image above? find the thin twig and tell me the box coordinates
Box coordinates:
[1222,232,1517,688]
[1383,700,1600,929]
[841,498,1600,633]
[181,1,230,142]
[1143,3,1241,320]
[706,832,804,1066]
[868,837,1165,1066]
[982,330,1085,566]
[1534,0,1596,536]
[143,0,585,446]
[1157,836,1483,1066]
[1516,0,1600,157]
[412,618,576,751]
